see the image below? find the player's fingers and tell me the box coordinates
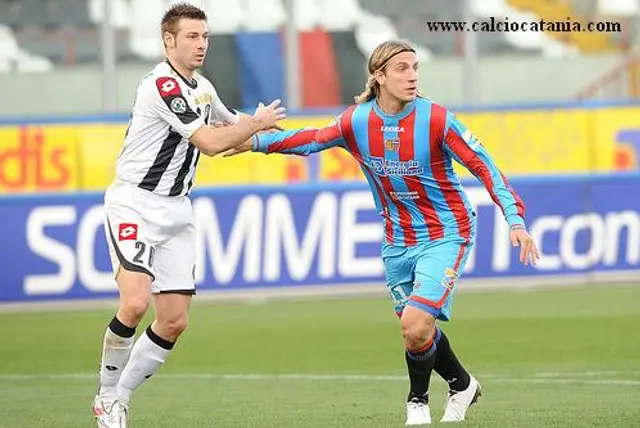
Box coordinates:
[510,232,519,248]
[222,148,239,157]
[268,99,282,108]
[524,238,534,266]
[532,243,541,265]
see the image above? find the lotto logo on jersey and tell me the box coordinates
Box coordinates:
[155,77,181,98]
[118,223,138,241]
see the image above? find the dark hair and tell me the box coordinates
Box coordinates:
[161,3,207,39]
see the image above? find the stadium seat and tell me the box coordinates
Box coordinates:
[501,10,545,50]
[205,0,244,34]
[597,0,640,16]
[292,0,320,30]
[129,0,166,59]
[15,49,53,73]
[0,24,19,62]
[471,0,508,18]
[244,0,287,32]
[353,10,400,58]
[539,37,580,58]
[315,0,362,31]
[88,0,132,30]
[0,56,8,73]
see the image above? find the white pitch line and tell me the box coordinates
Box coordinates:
[532,370,640,378]
[0,373,638,386]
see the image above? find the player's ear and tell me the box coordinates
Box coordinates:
[374,69,385,85]
[163,32,175,49]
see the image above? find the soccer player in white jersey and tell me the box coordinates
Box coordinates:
[91,3,286,427]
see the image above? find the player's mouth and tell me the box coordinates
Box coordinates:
[194,54,205,61]
[405,86,417,95]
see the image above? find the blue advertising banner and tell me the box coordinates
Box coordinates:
[1,175,639,303]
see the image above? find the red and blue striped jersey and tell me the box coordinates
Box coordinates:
[253,98,526,246]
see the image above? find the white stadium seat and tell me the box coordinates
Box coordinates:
[129,0,168,59]
[244,0,287,32]
[88,0,132,29]
[292,0,320,31]
[204,0,244,34]
[597,0,640,16]
[0,25,19,62]
[470,0,508,19]
[315,0,363,31]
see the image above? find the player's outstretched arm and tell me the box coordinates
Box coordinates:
[442,112,540,266]
[224,119,346,158]
[190,100,286,156]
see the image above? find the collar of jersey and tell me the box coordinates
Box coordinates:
[165,58,198,89]
[372,98,416,120]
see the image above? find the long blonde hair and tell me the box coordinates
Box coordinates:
[354,40,419,104]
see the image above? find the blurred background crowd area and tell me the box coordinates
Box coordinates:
[1,0,640,193]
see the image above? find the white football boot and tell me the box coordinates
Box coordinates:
[405,396,431,425]
[93,395,129,428]
[440,375,482,422]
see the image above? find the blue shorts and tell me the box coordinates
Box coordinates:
[382,237,474,321]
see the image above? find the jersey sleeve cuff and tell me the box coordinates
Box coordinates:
[506,214,526,229]
[252,133,268,153]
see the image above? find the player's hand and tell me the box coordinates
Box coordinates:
[266,124,285,132]
[253,100,286,131]
[222,138,253,157]
[510,226,540,267]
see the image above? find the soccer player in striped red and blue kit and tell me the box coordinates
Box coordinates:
[228,40,540,425]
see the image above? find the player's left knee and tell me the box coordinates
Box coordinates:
[158,314,189,341]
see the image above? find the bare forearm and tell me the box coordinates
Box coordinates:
[192,115,263,156]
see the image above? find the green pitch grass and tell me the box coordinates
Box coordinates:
[1,284,639,427]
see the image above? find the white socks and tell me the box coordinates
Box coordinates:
[98,317,136,396]
[116,326,174,405]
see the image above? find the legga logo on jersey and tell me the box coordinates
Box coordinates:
[170,97,187,114]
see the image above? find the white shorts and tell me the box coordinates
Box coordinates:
[103,181,196,294]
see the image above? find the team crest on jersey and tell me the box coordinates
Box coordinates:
[384,139,400,152]
[441,268,458,290]
[170,97,187,114]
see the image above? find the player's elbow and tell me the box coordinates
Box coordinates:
[198,145,222,157]
[190,127,227,157]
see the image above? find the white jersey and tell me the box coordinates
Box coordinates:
[115,60,239,197]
